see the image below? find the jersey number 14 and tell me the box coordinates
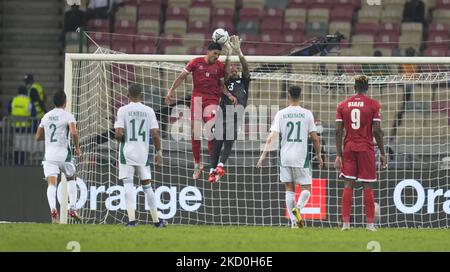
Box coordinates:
[129,119,146,142]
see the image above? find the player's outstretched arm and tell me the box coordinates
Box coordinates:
[165,70,189,105]
[373,121,387,169]
[230,35,249,79]
[69,122,81,156]
[151,128,162,166]
[335,121,344,171]
[310,131,324,169]
[256,131,278,168]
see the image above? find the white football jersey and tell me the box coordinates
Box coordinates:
[39,108,76,162]
[114,102,159,166]
[270,106,317,168]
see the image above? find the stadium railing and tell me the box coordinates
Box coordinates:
[0,117,44,166]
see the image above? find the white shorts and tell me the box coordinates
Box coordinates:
[119,164,152,180]
[280,167,312,185]
[42,161,76,179]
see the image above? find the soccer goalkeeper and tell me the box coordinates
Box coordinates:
[208,35,250,183]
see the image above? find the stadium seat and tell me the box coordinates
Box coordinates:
[138,2,162,20]
[335,0,360,10]
[309,0,333,9]
[287,0,309,9]
[187,46,206,54]
[211,16,233,30]
[305,22,328,36]
[241,0,265,9]
[340,64,363,75]
[164,20,188,34]
[401,22,423,38]
[380,8,403,23]
[213,0,236,9]
[188,7,211,22]
[432,9,450,24]
[191,0,212,7]
[212,8,234,17]
[115,20,137,34]
[435,0,450,8]
[429,23,450,34]
[357,7,381,23]
[355,22,378,35]
[383,0,406,10]
[167,0,192,9]
[188,20,210,33]
[283,21,306,32]
[307,8,330,23]
[115,5,137,22]
[428,32,449,46]
[328,21,351,39]
[285,8,307,24]
[159,33,183,47]
[265,0,288,9]
[112,41,134,53]
[137,19,160,34]
[329,7,353,22]
[87,19,109,32]
[236,21,260,35]
[183,33,207,48]
[424,47,447,56]
[379,22,401,34]
[241,44,258,55]
[351,34,374,53]
[398,34,421,52]
[264,7,284,18]
[162,45,188,54]
[282,30,303,43]
[166,7,188,20]
[239,8,262,21]
[374,33,399,49]
[260,17,284,31]
[134,36,158,54]
[259,33,283,42]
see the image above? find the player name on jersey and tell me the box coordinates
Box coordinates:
[348,101,364,107]
[282,113,306,119]
[128,111,148,117]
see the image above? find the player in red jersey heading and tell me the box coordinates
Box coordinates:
[165,42,236,179]
[335,75,387,231]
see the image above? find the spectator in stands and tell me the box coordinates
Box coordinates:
[8,86,36,131]
[86,0,115,20]
[30,88,46,129]
[24,74,46,108]
[63,0,86,40]
[403,0,425,23]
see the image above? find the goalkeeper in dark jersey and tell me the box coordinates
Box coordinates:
[208,35,250,183]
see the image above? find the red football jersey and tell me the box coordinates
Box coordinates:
[184,57,225,102]
[336,94,381,152]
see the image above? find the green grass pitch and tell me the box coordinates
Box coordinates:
[0,223,449,252]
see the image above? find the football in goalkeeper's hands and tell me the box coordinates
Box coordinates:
[212,28,229,44]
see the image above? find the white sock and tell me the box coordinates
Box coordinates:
[210,168,214,174]
[285,191,296,225]
[296,190,311,211]
[67,180,77,210]
[46,184,57,211]
[124,182,136,222]
[143,184,159,223]
[218,162,224,168]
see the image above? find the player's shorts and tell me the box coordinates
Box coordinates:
[340,149,377,182]
[190,96,218,123]
[280,167,312,185]
[42,161,76,179]
[119,163,152,180]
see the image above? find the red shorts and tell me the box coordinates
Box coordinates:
[190,96,218,123]
[340,149,377,182]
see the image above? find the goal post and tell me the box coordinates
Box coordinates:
[64,52,450,228]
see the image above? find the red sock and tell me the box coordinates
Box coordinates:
[207,140,214,155]
[364,188,375,224]
[192,139,201,164]
[342,187,353,223]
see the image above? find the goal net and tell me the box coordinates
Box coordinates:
[65,50,450,228]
